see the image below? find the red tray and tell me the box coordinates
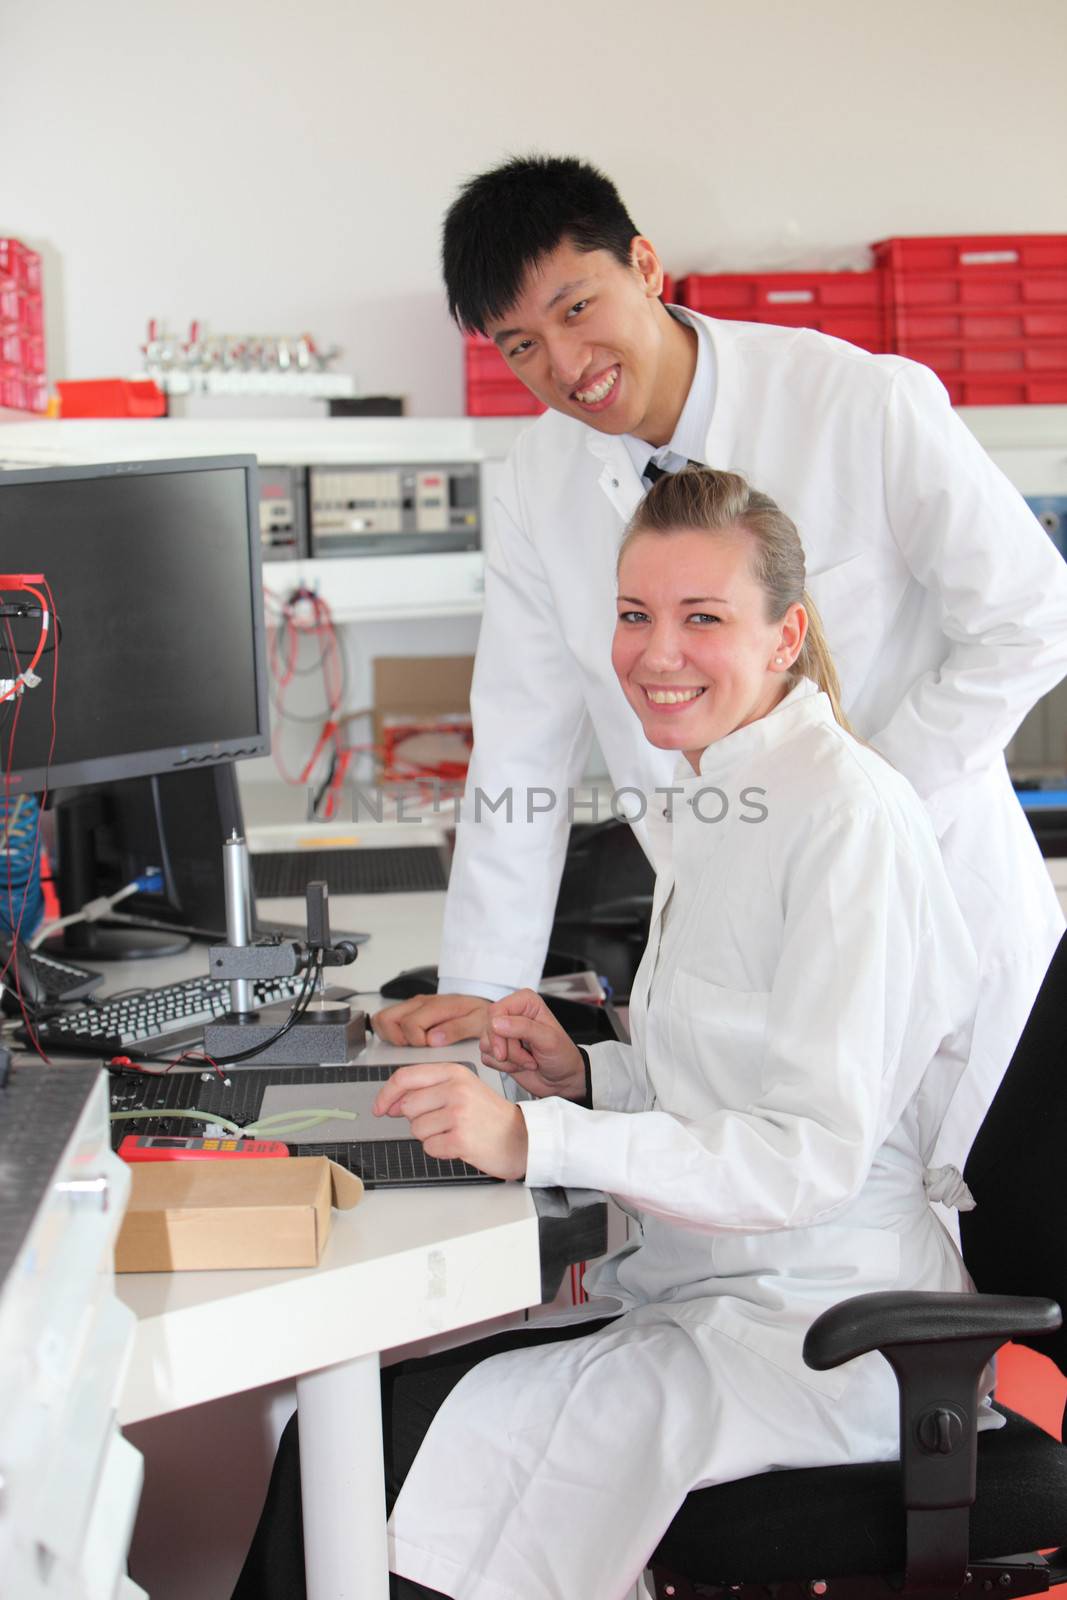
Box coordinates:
[900,341,1067,375]
[465,381,545,417]
[895,305,1067,341]
[874,235,1067,274]
[679,271,886,312]
[930,371,1067,406]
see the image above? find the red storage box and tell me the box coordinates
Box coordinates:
[463,334,546,418]
[874,235,1067,275]
[56,378,166,418]
[0,239,41,294]
[466,380,545,417]
[875,235,1067,403]
[934,373,1067,407]
[18,295,43,336]
[0,238,46,411]
[893,306,1067,341]
[466,340,514,381]
[901,341,1067,375]
[677,272,890,353]
[1,373,27,411]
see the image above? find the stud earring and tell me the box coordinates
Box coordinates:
[774,656,785,666]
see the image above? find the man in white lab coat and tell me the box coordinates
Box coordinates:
[376,153,1067,1169]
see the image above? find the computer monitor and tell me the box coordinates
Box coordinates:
[0,456,270,955]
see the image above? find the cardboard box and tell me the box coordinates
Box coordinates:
[373,655,475,784]
[114,1157,364,1273]
[373,655,473,739]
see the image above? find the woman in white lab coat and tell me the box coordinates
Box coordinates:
[236,468,982,1600]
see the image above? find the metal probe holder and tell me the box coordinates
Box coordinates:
[203,835,366,1065]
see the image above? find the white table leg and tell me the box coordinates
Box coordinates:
[297,1351,389,1600]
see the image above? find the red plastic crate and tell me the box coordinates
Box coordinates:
[1,373,47,413]
[900,341,1067,375]
[0,331,45,372]
[895,305,1067,341]
[464,334,546,417]
[679,271,885,312]
[933,372,1067,406]
[874,235,1067,274]
[0,240,46,411]
[466,341,514,381]
[1,373,27,410]
[18,295,43,336]
[677,272,890,353]
[0,239,41,294]
[876,235,1067,404]
[889,272,1067,310]
[55,378,165,419]
[466,381,545,417]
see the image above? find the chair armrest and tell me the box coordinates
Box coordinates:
[802,1290,1061,1591]
[531,1188,608,1303]
[803,1290,1061,1371]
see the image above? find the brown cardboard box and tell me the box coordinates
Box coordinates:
[114,1157,364,1273]
[373,656,473,744]
[371,656,474,745]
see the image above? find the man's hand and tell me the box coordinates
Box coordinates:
[372,993,492,1048]
[373,1062,528,1181]
[480,989,587,1102]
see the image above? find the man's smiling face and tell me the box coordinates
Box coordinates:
[483,237,692,447]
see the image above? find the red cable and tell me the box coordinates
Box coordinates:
[0,582,50,704]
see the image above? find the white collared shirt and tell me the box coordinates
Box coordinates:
[622,307,717,484]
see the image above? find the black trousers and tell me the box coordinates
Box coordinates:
[232,1316,618,1600]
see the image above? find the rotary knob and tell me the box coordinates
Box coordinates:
[917,1405,966,1455]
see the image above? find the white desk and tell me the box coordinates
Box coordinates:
[108,887,558,1600]
[117,1147,543,1600]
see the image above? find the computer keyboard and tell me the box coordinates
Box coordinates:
[108,1063,493,1187]
[252,845,448,897]
[29,948,106,1003]
[30,972,308,1058]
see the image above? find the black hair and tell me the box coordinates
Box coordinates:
[442,154,640,335]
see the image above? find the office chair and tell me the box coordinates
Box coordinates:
[650,931,1067,1600]
[551,818,655,1001]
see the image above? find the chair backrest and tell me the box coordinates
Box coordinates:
[961,932,1067,1375]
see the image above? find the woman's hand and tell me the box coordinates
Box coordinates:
[480,989,588,1102]
[373,1062,528,1181]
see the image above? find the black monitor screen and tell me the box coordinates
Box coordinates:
[0,456,268,791]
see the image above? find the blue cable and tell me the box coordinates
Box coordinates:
[0,794,43,938]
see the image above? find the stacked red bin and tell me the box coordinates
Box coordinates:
[0,239,47,414]
[872,235,1067,405]
[463,275,676,417]
[675,270,891,354]
[464,333,547,417]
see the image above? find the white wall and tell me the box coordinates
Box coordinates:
[3,0,1066,413]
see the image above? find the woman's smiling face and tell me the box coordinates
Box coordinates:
[612,527,802,771]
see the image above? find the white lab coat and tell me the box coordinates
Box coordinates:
[391,683,982,1600]
[440,315,1067,1167]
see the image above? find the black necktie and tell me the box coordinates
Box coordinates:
[644,456,701,485]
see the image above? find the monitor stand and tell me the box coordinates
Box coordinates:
[45,771,366,961]
[41,923,190,961]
